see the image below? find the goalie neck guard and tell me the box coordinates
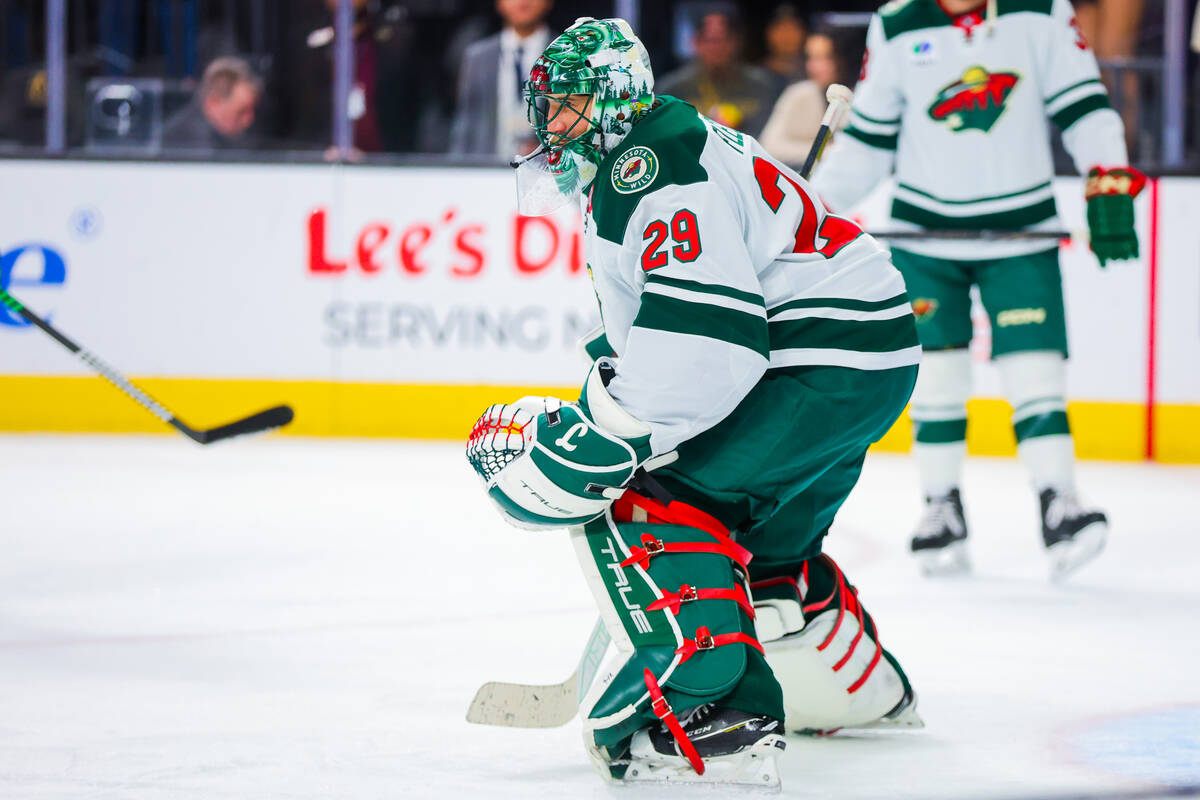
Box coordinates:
[516,17,655,215]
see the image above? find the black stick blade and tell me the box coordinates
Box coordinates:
[193,405,294,444]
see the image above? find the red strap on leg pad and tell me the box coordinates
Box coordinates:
[647,583,755,618]
[643,668,705,775]
[620,533,750,572]
[613,492,753,568]
[675,625,765,665]
[768,554,885,696]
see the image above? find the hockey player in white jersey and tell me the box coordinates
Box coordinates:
[466,17,923,789]
[815,0,1143,580]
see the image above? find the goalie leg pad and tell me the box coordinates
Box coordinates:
[753,555,922,734]
[572,491,779,782]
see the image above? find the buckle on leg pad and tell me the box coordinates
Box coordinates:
[675,625,765,664]
[647,583,755,618]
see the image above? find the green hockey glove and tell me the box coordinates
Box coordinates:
[1085,166,1146,267]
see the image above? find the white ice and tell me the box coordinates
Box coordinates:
[0,434,1197,800]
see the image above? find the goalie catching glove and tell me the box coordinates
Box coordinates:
[466,359,676,529]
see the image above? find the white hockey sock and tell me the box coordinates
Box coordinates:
[909,349,971,497]
[997,351,1076,492]
[1017,434,1076,492]
[914,442,967,498]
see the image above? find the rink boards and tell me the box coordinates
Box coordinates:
[0,159,1196,462]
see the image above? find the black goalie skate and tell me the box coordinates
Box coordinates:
[626,704,786,787]
[1041,487,1108,582]
[910,488,970,576]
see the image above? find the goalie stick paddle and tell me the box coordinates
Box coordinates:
[0,285,293,444]
[466,617,612,728]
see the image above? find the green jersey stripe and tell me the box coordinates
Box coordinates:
[645,273,765,308]
[844,126,898,151]
[891,197,1058,230]
[1045,78,1104,106]
[635,292,770,357]
[851,108,901,126]
[769,313,919,354]
[767,292,910,318]
[1051,93,1111,131]
[896,180,1053,206]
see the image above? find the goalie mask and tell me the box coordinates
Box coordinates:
[514,17,655,215]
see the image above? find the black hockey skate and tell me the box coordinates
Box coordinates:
[910,488,970,576]
[1041,487,1108,582]
[626,704,786,787]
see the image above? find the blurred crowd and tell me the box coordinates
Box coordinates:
[0,0,1197,170]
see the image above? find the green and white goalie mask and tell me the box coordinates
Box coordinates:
[514,17,655,215]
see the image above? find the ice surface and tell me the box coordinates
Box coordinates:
[0,434,1197,799]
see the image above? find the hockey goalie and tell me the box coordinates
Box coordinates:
[466,17,922,790]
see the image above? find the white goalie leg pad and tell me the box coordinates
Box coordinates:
[764,608,911,732]
[996,350,1075,490]
[910,349,971,496]
[752,570,921,733]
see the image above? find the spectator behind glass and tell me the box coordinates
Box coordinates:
[162,56,261,153]
[283,0,407,158]
[449,0,553,157]
[1073,0,1145,153]
[1193,0,1200,53]
[758,29,848,168]
[656,8,780,138]
[761,4,807,96]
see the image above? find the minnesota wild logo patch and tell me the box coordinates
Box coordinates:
[612,146,659,194]
[912,297,939,322]
[928,66,1019,132]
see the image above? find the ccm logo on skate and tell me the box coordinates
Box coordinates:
[0,244,66,327]
[601,537,653,634]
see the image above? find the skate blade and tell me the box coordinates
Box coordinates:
[915,541,970,577]
[624,735,785,790]
[1048,521,1108,583]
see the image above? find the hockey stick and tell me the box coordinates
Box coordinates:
[466,616,611,728]
[0,285,294,444]
[870,229,1080,242]
[800,83,854,180]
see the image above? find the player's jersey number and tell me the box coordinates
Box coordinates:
[641,209,702,271]
[753,157,862,259]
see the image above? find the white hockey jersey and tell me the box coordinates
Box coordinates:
[582,96,920,456]
[815,0,1128,259]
